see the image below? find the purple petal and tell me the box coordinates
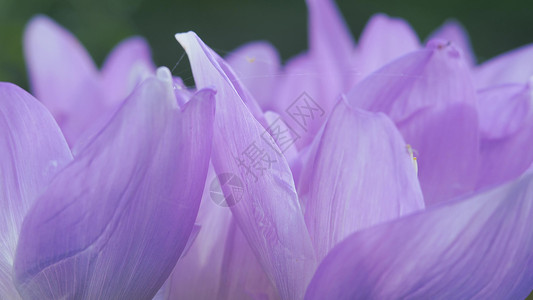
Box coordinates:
[307,0,354,78]
[354,14,420,81]
[165,210,277,299]
[270,54,324,148]
[0,83,72,299]
[477,83,533,188]
[300,99,424,260]
[162,165,234,300]
[475,43,533,88]
[348,40,480,205]
[24,15,105,145]
[263,110,299,164]
[399,105,480,204]
[349,40,476,122]
[305,173,533,300]
[477,84,529,139]
[176,32,316,300]
[174,34,266,126]
[300,0,356,146]
[13,76,215,299]
[271,2,355,149]
[429,20,476,66]
[217,221,278,300]
[226,42,281,112]
[101,37,156,107]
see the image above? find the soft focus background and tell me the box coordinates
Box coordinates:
[1,0,532,89]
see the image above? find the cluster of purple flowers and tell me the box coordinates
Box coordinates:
[1,0,532,299]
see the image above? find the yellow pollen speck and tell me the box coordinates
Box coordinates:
[247,57,256,63]
[406,144,418,175]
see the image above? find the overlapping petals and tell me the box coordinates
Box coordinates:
[476,83,533,188]
[475,44,533,89]
[176,31,316,300]
[299,99,424,260]
[354,14,420,80]
[305,172,533,299]
[348,40,480,205]
[2,0,533,298]
[13,74,215,299]
[0,83,72,300]
[159,165,234,300]
[24,16,154,146]
[429,20,476,66]
[226,42,281,112]
[164,1,533,298]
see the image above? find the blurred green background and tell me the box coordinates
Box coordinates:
[1,0,532,89]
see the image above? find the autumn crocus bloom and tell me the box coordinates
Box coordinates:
[1,0,533,298]
[158,0,533,299]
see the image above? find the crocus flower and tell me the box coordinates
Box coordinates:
[1,0,533,298]
[158,0,533,299]
[1,18,215,299]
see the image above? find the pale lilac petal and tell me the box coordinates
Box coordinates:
[172,77,194,103]
[226,42,281,111]
[399,105,479,205]
[305,173,533,300]
[307,0,354,79]
[263,110,299,164]
[302,0,356,146]
[348,40,480,205]
[164,211,276,300]
[290,143,317,200]
[270,54,324,149]
[174,35,266,125]
[429,20,476,66]
[271,7,352,148]
[271,54,317,110]
[0,83,72,299]
[300,98,424,260]
[164,166,277,300]
[477,84,528,139]
[24,15,105,145]
[101,37,156,106]
[162,164,234,300]
[176,32,316,300]
[477,83,533,188]
[217,221,279,300]
[354,14,420,80]
[475,43,533,88]
[14,77,215,299]
[349,40,476,122]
